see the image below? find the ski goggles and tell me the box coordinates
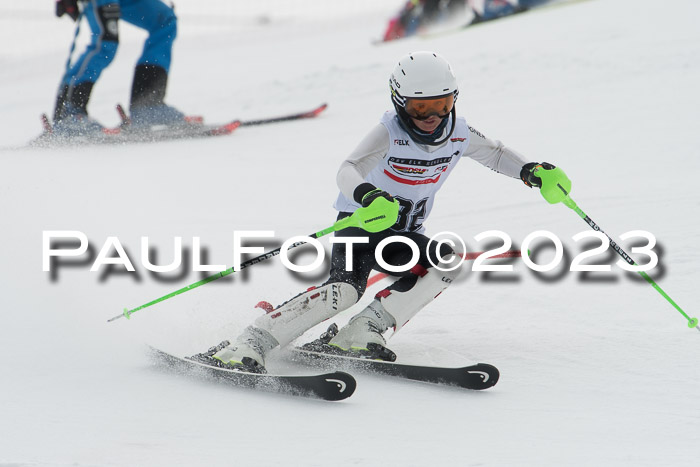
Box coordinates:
[404,94,455,121]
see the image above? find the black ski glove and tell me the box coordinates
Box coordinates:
[353,182,394,207]
[361,188,394,207]
[520,162,556,188]
[56,0,80,21]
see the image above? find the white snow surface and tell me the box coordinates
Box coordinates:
[2,0,700,466]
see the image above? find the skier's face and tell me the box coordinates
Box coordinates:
[411,115,443,133]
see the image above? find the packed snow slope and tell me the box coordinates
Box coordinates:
[1,0,699,466]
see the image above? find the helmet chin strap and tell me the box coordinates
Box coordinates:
[395,105,457,146]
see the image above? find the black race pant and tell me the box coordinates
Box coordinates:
[325,212,453,297]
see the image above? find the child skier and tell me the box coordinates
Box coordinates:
[53,0,187,135]
[204,51,557,373]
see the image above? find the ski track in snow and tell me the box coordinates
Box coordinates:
[1,1,699,466]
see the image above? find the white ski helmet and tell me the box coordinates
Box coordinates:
[389,51,459,145]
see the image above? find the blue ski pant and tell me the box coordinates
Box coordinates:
[59,0,177,88]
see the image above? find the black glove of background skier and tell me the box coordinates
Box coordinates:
[520,162,556,188]
[56,0,80,21]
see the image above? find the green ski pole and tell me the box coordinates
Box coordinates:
[534,166,699,333]
[108,198,399,322]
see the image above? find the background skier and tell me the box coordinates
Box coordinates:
[53,0,187,135]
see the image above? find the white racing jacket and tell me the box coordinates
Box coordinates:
[333,110,529,233]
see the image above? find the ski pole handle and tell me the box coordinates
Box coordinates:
[314,198,400,236]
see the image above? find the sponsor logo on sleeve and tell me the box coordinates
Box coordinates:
[467,126,485,138]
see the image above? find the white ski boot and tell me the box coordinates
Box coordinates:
[331,299,394,348]
[211,327,278,374]
[303,299,398,361]
[197,283,358,372]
